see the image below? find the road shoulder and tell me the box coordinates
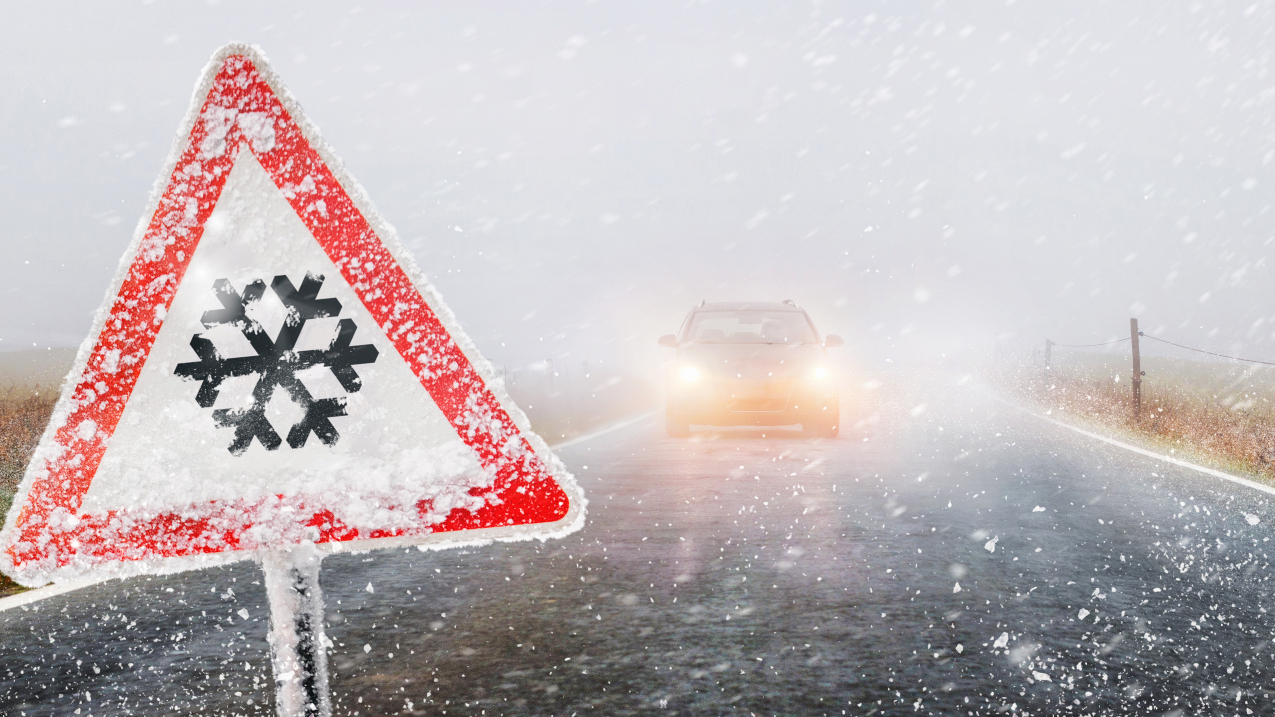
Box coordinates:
[996,395,1275,497]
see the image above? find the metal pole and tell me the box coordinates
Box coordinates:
[262,544,331,717]
[1130,318,1142,417]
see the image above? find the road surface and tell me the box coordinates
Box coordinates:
[2,378,1274,716]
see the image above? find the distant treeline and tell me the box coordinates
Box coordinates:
[499,361,657,444]
[0,348,77,401]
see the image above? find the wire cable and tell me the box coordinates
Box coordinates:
[1052,337,1132,348]
[1138,334,1275,367]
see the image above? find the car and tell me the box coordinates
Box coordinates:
[657,300,843,438]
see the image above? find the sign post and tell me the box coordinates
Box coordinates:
[263,544,330,717]
[0,45,584,714]
[1131,317,1142,416]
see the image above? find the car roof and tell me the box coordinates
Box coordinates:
[693,301,806,313]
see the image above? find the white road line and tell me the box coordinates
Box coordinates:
[1013,402,1275,498]
[0,410,661,610]
[550,410,659,451]
[0,578,106,613]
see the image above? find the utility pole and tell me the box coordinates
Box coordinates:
[1045,339,1053,371]
[1130,318,1142,416]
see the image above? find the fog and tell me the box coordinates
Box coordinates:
[4,1,1274,378]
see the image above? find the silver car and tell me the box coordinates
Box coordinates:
[658,301,843,438]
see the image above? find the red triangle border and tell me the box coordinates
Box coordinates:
[3,50,574,579]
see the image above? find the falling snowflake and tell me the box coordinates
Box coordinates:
[175,272,378,454]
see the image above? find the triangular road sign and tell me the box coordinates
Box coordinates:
[1,45,583,586]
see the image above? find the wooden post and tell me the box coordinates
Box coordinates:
[1130,318,1142,416]
[1045,339,1053,371]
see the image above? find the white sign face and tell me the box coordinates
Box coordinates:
[1,45,583,586]
[86,152,487,525]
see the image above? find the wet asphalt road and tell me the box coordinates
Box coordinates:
[3,379,1275,716]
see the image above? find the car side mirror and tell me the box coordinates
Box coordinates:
[658,334,679,348]
[824,334,844,348]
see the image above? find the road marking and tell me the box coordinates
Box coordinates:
[0,410,659,611]
[551,410,659,451]
[1015,403,1275,497]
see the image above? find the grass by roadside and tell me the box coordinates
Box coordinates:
[1,397,55,496]
[0,554,18,596]
[0,490,15,596]
[997,352,1275,483]
[0,396,56,597]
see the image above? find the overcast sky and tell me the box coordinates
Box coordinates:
[4,1,1275,376]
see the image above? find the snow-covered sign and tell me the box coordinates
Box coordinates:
[0,45,584,586]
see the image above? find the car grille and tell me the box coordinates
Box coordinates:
[723,379,793,412]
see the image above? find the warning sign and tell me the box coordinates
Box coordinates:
[0,45,583,586]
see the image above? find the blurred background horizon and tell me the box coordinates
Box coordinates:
[4,1,1275,385]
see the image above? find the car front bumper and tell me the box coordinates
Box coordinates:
[667,377,838,426]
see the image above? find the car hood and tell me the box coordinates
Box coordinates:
[677,343,824,380]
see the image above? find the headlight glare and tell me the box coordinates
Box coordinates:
[678,365,700,382]
[813,366,829,380]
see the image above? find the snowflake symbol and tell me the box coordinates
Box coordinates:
[175,272,378,455]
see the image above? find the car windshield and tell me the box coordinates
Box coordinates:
[685,310,817,344]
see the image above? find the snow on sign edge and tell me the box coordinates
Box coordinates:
[0,43,584,586]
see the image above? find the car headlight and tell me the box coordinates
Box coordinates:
[812,366,830,380]
[678,365,700,382]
